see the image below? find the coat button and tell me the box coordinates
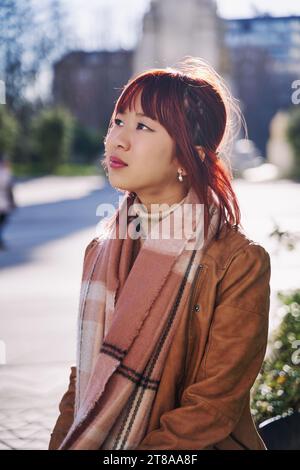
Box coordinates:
[194,304,200,312]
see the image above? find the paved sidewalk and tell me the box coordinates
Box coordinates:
[13,175,103,207]
[0,362,72,450]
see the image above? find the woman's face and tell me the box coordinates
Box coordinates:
[104,91,187,203]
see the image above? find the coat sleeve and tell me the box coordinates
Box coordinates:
[48,366,76,450]
[135,244,271,450]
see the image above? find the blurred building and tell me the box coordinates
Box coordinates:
[133,0,229,76]
[52,0,230,134]
[52,49,133,131]
[225,15,300,75]
[225,15,300,154]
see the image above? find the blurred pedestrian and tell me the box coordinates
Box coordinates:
[0,153,17,250]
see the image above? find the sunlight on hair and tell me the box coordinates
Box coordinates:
[163,55,247,176]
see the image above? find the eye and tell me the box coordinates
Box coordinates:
[114,118,151,131]
[137,122,149,131]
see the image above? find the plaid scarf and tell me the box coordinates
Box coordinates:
[58,186,220,450]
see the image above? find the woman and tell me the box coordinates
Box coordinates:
[48,57,271,450]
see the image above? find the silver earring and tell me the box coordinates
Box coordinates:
[177,169,184,182]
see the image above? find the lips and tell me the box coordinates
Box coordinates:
[109,156,128,166]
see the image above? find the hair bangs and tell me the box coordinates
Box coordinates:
[114,74,182,134]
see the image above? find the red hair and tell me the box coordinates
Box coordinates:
[102,56,246,241]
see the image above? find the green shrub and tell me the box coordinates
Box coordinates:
[251,289,300,425]
[0,105,19,157]
[29,106,74,173]
[286,108,300,179]
[53,162,100,176]
[72,121,103,164]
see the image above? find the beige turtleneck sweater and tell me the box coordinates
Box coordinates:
[128,193,188,272]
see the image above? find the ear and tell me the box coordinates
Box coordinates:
[172,156,188,176]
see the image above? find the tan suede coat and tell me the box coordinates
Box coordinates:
[49,224,271,450]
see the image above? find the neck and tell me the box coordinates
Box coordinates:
[135,186,190,213]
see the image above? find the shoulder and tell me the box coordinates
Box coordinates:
[204,225,271,315]
[85,236,99,252]
[204,223,270,273]
[82,236,104,261]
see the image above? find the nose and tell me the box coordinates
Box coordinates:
[112,126,130,151]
